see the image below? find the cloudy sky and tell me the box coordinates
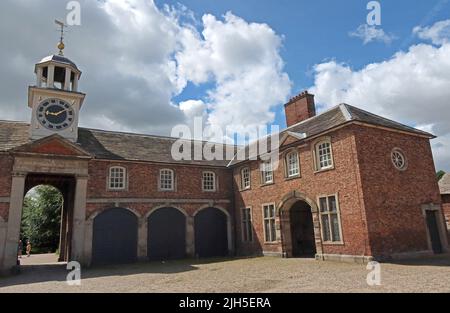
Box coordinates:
[1,0,450,170]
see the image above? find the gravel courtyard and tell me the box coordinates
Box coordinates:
[1,254,449,293]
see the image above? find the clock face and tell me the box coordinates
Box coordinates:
[36,98,75,131]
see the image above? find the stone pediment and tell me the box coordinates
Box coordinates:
[279,131,307,148]
[11,134,91,158]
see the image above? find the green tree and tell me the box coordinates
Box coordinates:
[437,170,446,181]
[21,186,63,253]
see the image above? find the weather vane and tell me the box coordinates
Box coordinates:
[55,19,67,56]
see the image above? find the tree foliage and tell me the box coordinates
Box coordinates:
[21,186,63,253]
[437,170,446,181]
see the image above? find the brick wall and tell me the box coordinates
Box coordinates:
[233,126,371,257]
[354,125,441,258]
[86,160,234,218]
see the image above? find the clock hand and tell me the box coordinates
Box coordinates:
[54,110,67,116]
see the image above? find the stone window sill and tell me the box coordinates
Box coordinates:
[314,167,335,175]
[284,175,301,181]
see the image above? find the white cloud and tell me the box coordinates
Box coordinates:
[176,12,291,136]
[0,0,291,138]
[310,39,450,171]
[413,19,450,45]
[349,24,396,45]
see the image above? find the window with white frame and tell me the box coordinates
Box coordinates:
[203,171,216,192]
[263,204,276,242]
[242,208,253,242]
[286,151,300,177]
[109,166,126,190]
[319,195,342,243]
[160,169,174,191]
[261,161,273,184]
[315,140,333,171]
[241,167,251,190]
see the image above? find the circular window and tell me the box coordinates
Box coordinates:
[391,149,407,170]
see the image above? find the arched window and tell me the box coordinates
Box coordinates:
[315,139,334,171]
[203,171,217,192]
[160,169,175,191]
[108,166,126,190]
[286,151,300,177]
[241,167,251,190]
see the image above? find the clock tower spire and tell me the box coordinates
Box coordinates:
[28,20,86,142]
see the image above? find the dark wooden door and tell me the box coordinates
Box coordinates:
[92,208,138,265]
[290,204,316,258]
[148,208,186,261]
[426,211,443,254]
[195,208,228,258]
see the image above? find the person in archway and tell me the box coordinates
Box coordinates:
[18,240,23,259]
[26,240,32,258]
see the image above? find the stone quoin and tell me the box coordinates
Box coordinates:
[0,44,448,274]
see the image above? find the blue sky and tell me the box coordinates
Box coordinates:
[0,0,450,169]
[157,0,450,129]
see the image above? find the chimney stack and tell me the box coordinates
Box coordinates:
[284,91,316,127]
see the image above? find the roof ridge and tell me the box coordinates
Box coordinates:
[81,127,239,147]
[344,104,432,136]
[339,103,353,121]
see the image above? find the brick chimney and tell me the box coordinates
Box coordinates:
[284,91,316,127]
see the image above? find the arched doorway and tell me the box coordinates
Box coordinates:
[194,207,228,258]
[92,208,138,265]
[279,191,322,258]
[147,207,186,261]
[20,174,76,265]
[288,201,316,257]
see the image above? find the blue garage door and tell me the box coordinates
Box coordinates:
[92,208,138,265]
[148,208,186,260]
[195,208,228,258]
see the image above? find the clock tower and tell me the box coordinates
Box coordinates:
[28,24,85,142]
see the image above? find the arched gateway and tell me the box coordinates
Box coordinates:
[278,191,323,258]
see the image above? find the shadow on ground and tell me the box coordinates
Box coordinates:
[386,253,450,267]
[0,257,241,288]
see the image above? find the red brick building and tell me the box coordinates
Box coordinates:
[439,174,450,241]
[0,52,448,273]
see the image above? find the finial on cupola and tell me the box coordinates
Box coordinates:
[55,19,67,56]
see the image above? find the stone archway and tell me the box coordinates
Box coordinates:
[278,191,323,258]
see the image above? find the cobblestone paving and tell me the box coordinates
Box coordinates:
[1,255,449,293]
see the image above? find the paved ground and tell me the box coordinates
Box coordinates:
[1,254,450,293]
[18,253,59,266]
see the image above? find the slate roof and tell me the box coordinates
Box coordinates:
[0,121,234,167]
[227,104,434,166]
[38,54,79,71]
[0,103,434,168]
[439,174,450,195]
